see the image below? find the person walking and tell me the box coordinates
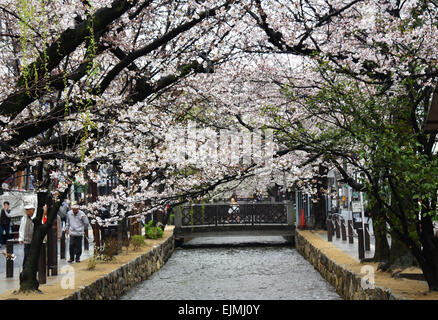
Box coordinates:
[18,204,35,268]
[226,196,241,223]
[57,199,69,229]
[65,203,89,263]
[0,201,12,247]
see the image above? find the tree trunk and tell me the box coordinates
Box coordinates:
[19,225,49,291]
[415,216,438,291]
[370,202,390,263]
[19,192,48,292]
[389,231,418,270]
[416,238,438,291]
[311,165,328,230]
[19,190,67,292]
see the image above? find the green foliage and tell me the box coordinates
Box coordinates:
[144,220,164,239]
[130,235,146,251]
[169,213,175,225]
[282,67,438,249]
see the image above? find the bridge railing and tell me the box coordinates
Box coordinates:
[175,202,294,227]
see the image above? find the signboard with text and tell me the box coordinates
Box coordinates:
[352,201,363,229]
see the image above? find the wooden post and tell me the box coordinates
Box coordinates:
[6,239,14,278]
[357,228,365,260]
[327,219,333,242]
[332,219,336,236]
[341,219,347,241]
[348,220,354,244]
[364,223,371,251]
[47,221,58,276]
[92,223,101,249]
[335,219,341,239]
[84,229,89,252]
[60,230,66,259]
[38,243,47,284]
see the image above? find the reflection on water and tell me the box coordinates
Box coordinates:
[120,236,341,300]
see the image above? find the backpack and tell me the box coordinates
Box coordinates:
[58,203,68,221]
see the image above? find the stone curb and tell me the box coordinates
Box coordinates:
[295,230,406,300]
[62,234,175,300]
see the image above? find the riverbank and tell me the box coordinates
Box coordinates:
[0,226,175,300]
[296,229,438,300]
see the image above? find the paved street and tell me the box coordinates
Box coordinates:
[0,228,94,294]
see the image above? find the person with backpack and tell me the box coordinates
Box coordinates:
[57,199,70,228]
[0,201,12,246]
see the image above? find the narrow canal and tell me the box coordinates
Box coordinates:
[120,236,341,300]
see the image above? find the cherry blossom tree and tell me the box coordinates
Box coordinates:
[244,0,438,290]
[3,0,438,293]
[0,0,256,292]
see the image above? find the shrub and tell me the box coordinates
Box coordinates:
[146,227,158,239]
[145,220,164,239]
[156,226,163,238]
[87,256,97,270]
[131,235,146,251]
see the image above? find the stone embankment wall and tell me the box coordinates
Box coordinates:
[64,234,175,300]
[295,230,404,300]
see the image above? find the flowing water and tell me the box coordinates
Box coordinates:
[120,236,341,300]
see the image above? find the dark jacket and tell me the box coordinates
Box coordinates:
[57,202,69,221]
[0,209,11,226]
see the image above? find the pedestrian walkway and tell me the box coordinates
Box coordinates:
[297,229,438,300]
[0,226,174,300]
[315,229,375,261]
[0,228,94,294]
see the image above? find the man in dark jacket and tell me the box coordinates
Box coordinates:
[57,199,69,228]
[0,201,12,246]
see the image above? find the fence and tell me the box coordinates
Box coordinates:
[177,202,292,228]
